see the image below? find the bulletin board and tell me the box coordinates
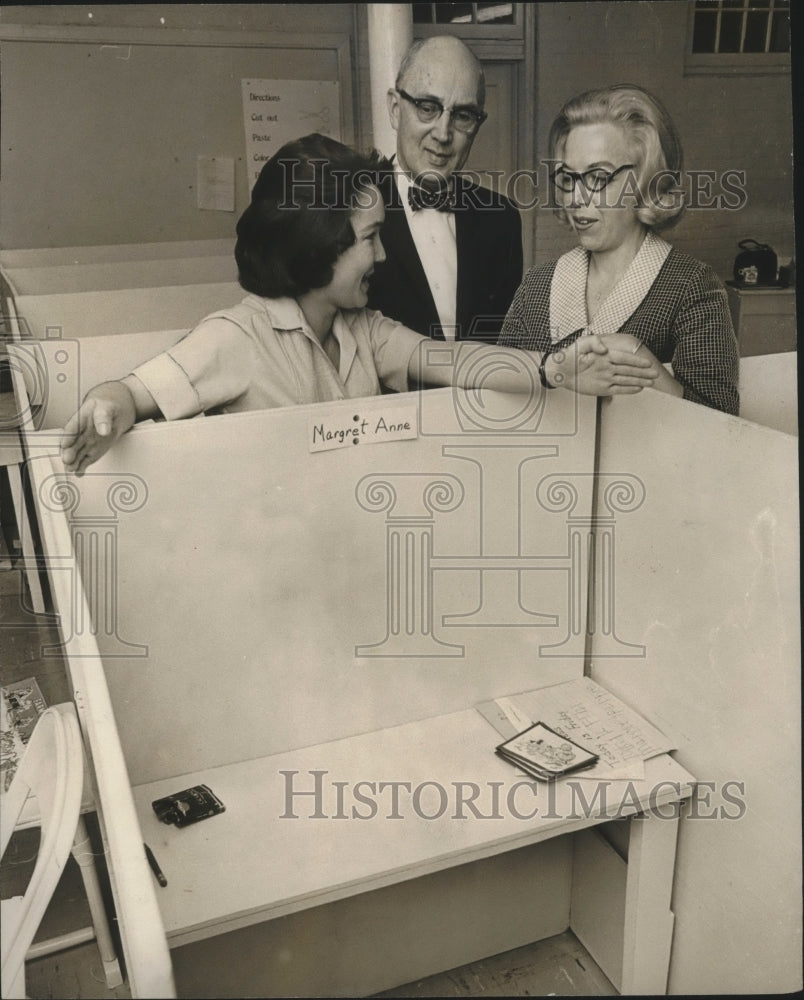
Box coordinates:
[0,25,355,248]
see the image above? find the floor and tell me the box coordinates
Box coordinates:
[0,399,615,999]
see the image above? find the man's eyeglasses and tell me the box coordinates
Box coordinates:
[396,88,487,134]
[550,163,636,193]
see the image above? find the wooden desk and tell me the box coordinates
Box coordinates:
[131,707,694,996]
[726,283,796,356]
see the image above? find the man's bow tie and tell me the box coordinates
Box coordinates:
[408,184,456,213]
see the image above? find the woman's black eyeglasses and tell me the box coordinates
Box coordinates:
[550,163,636,193]
[396,88,487,134]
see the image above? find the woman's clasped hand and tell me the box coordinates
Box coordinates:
[545,332,658,395]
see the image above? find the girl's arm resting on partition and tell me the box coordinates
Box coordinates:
[59,321,256,475]
[60,376,160,476]
[406,338,544,394]
[408,335,659,396]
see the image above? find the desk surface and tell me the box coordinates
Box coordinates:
[132,706,695,949]
[726,282,795,296]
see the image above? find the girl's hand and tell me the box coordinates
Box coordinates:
[60,381,137,476]
[546,334,660,396]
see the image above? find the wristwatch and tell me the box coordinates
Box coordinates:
[538,352,556,389]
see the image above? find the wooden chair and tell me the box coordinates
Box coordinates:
[1,704,83,998]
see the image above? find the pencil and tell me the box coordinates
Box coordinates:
[144,843,168,887]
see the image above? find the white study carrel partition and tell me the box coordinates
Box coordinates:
[0,239,239,341]
[7,324,799,996]
[591,389,800,995]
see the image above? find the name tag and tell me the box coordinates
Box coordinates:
[309,405,418,453]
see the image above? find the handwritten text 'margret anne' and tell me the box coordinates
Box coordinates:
[309,406,418,453]
[312,416,410,444]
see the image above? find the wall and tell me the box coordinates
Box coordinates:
[530,1,795,282]
[1,3,794,283]
[0,4,368,248]
[0,3,521,252]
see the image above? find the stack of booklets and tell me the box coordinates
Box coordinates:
[496,721,599,782]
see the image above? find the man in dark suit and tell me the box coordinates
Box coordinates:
[368,35,522,344]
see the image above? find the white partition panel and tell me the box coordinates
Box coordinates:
[590,390,801,995]
[3,257,236,296]
[10,282,241,340]
[21,386,595,786]
[8,331,189,433]
[0,239,234,270]
[739,350,798,436]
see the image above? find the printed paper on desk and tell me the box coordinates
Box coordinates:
[496,677,674,781]
[512,676,674,771]
[309,405,418,453]
[567,757,646,783]
[476,699,521,740]
[494,697,533,735]
[477,694,647,782]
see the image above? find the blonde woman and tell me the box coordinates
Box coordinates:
[500,84,739,414]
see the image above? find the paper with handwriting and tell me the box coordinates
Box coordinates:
[479,676,674,781]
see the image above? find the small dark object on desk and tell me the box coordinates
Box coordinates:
[144,843,168,887]
[152,784,226,827]
[726,280,789,291]
[732,239,778,287]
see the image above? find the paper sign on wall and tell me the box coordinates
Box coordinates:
[309,405,418,453]
[197,156,235,212]
[242,79,342,190]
